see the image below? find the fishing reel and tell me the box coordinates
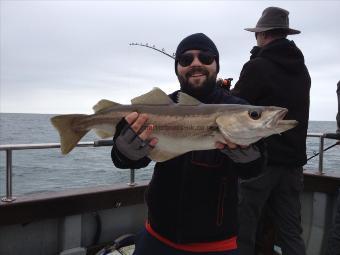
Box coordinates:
[217,78,233,91]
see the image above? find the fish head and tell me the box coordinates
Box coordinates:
[216,106,298,145]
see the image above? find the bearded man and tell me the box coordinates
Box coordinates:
[111,33,264,255]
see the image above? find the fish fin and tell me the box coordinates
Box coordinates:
[148,148,181,162]
[94,129,114,139]
[93,99,121,113]
[131,87,174,105]
[51,114,88,154]
[177,92,202,105]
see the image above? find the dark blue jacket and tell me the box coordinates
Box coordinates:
[111,85,264,243]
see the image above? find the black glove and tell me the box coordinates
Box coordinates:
[221,145,261,163]
[114,118,154,161]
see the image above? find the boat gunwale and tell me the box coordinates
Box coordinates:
[0,181,149,226]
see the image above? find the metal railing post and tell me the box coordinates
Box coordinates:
[318,136,325,174]
[128,168,136,186]
[1,149,16,202]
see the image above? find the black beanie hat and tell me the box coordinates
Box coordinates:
[175,33,219,74]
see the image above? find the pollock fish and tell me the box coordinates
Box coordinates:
[51,87,297,162]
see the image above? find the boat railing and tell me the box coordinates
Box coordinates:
[0,140,133,203]
[1,133,339,203]
[307,132,340,173]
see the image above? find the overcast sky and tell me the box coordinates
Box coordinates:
[1,0,339,121]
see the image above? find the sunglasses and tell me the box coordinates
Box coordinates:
[177,51,216,67]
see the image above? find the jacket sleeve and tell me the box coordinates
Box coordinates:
[111,118,151,169]
[231,60,268,178]
[232,60,266,105]
[231,140,267,180]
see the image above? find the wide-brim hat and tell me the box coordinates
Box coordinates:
[245,7,301,35]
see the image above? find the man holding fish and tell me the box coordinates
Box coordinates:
[51,29,297,255]
[111,33,279,255]
[51,33,297,254]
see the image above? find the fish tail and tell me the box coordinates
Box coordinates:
[50,114,88,154]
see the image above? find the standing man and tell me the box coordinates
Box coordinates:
[232,7,311,255]
[111,33,264,255]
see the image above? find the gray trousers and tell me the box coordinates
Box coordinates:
[237,165,306,255]
[326,188,340,255]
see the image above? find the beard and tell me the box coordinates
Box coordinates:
[178,67,217,99]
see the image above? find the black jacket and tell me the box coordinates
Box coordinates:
[111,86,265,243]
[232,38,311,167]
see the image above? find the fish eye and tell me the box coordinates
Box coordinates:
[248,109,262,120]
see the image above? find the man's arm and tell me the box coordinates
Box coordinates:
[230,141,266,179]
[215,135,267,179]
[217,140,266,179]
[231,60,265,104]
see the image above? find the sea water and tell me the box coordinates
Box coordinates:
[0,113,339,196]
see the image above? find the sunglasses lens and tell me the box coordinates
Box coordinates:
[178,52,215,67]
[178,54,194,67]
[198,52,215,65]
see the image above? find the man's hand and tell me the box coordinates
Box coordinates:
[215,139,248,150]
[114,112,158,161]
[125,112,158,147]
[215,139,261,163]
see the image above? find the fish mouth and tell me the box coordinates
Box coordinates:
[275,108,288,122]
[266,108,288,128]
[275,119,299,132]
[268,108,298,134]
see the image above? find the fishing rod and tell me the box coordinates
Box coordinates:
[307,140,340,161]
[129,42,176,59]
[129,42,234,91]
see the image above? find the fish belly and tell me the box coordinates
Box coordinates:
[149,132,223,162]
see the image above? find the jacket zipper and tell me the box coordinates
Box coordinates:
[216,177,227,226]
